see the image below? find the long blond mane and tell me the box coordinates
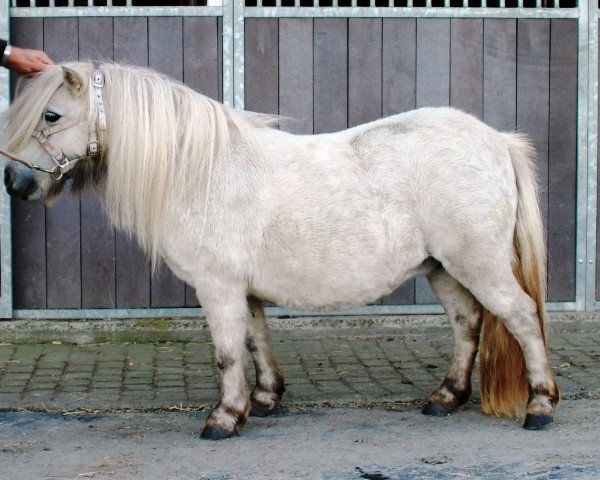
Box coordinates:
[4,62,275,266]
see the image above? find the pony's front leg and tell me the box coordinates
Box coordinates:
[200,293,250,440]
[247,296,285,416]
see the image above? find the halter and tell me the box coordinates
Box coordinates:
[0,68,107,181]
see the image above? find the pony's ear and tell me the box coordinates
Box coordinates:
[62,67,85,97]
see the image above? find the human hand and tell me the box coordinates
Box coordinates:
[5,46,54,74]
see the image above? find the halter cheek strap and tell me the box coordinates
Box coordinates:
[88,69,106,158]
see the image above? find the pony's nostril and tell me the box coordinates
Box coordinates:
[3,168,38,200]
[21,179,38,200]
[4,167,13,188]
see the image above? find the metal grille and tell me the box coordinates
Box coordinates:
[246,0,576,7]
[11,0,577,7]
[11,1,221,7]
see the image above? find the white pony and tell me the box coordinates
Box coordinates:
[2,63,559,440]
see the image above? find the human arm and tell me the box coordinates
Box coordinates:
[0,39,54,74]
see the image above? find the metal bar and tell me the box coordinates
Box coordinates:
[0,0,11,320]
[10,7,225,17]
[232,0,245,109]
[242,7,579,18]
[586,0,599,309]
[575,0,591,310]
[222,0,234,107]
[11,301,577,320]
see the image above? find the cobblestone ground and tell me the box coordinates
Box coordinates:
[0,321,598,411]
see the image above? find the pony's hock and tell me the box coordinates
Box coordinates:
[2,62,560,438]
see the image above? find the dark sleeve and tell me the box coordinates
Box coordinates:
[0,39,7,58]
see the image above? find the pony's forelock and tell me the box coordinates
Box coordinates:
[2,65,66,151]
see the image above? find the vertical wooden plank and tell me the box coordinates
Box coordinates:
[183,17,220,307]
[382,18,416,305]
[348,19,382,127]
[44,18,81,309]
[450,19,483,119]
[114,17,148,68]
[517,20,550,250]
[183,17,219,99]
[113,17,151,308]
[279,19,313,134]
[79,17,116,309]
[9,18,46,309]
[245,18,279,115]
[548,20,577,302]
[313,19,347,134]
[78,17,113,63]
[382,18,416,117]
[148,17,186,308]
[415,19,450,304]
[416,18,450,109]
[483,19,517,132]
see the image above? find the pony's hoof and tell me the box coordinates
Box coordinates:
[523,414,553,430]
[250,402,274,417]
[421,402,451,417]
[200,424,238,440]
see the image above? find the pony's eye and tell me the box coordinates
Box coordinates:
[44,110,62,123]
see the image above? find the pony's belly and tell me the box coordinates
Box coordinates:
[252,247,395,311]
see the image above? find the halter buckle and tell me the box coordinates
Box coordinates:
[88,141,99,156]
[93,70,105,88]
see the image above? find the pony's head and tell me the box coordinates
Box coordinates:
[2,62,102,203]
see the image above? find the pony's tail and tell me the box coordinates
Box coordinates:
[479,133,547,419]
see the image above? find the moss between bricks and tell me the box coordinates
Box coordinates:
[133,319,171,331]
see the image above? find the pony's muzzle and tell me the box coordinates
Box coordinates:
[4,165,38,201]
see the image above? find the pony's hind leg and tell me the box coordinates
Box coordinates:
[442,254,559,429]
[246,296,285,416]
[422,265,483,417]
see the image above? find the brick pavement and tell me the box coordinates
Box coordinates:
[0,319,599,412]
